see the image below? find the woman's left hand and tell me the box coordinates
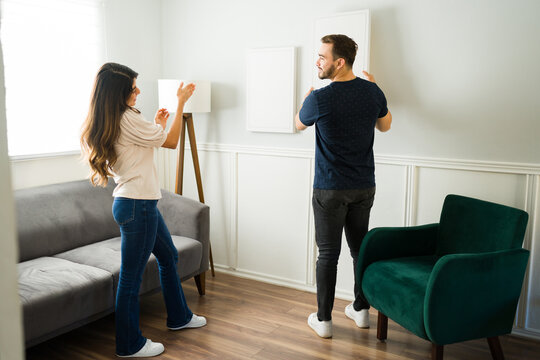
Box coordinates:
[155,108,170,129]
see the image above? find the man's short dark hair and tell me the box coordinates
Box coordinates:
[321,34,358,68]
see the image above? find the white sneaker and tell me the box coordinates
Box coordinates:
[308,312,332,338]
[117,339,164,358]
[168,314,207,330]
[345,303,370,328]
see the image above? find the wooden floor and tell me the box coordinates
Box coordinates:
[27,272,540,359]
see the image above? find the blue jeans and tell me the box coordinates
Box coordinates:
[112,198,193,356]
[312,187,376,321]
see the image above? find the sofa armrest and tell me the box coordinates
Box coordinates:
[424,248,530,345]
[357,224,439,281]
[158,190,210,274]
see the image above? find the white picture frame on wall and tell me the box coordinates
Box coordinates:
[313,9,371,89]
[246,47,296,133]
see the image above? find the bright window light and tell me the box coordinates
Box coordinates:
[1,0,105,157]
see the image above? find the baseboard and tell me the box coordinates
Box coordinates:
[215,266,354,303]
[215,266,316,294]
[511,328,540,341]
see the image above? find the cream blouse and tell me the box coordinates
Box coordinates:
[111,108,167,199]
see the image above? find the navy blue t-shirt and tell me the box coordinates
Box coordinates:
[299,77,388,190]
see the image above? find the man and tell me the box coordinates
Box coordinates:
[295,34,392,338]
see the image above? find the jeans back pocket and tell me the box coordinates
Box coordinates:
[112,198,136,225]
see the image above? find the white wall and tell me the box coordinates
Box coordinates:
[159,0,540,340]
[0,34,24,360]
[161,0,540,164]
[104,0,162,122]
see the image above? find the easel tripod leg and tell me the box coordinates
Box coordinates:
[182,113,216,277]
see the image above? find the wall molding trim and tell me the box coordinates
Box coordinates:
[193,143,540,175]
[9,150,81,162]
[195,143,314,159]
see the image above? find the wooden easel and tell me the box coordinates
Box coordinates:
[175,113,215,280]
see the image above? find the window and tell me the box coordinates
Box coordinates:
[1,0,105,157]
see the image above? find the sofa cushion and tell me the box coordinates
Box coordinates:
[362,255,438,340]
[54,235,203,296]
[15,180,120,262]
[18,257,114,343]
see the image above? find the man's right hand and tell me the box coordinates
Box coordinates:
[304,87,314,100]
[362,71,375,83]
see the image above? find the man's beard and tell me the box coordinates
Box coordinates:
[318,64,336,80]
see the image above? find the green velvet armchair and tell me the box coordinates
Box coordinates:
[358,194,529,360]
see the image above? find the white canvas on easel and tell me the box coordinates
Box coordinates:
[313,10,371,89]
[246,47,296,133]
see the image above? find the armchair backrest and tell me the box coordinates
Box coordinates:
[437,194,529,256]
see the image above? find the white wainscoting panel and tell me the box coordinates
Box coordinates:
[236,153,312,284]
[155,144,540,340]
[335,162,408,300]
[371,163,409,228]
[416,167,528,225]
[157,147,235,269]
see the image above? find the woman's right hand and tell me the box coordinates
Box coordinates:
[177,82,196,105]
[161,82,197,149]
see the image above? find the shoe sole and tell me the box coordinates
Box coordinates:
[307,314,332,338]
[116,350,164,358]
[345,306,370,329]
[308,325,332,338]
[116,344,164,357]
[168,315,207,330]
[168,323,206,330]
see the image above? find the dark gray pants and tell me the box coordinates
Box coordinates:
[312,187,376,321]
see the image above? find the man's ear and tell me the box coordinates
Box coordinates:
[337,58,346,70]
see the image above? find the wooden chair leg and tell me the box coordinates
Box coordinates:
[377,311,388,341]
[194,272,206,296]
[487,336,505,360]
[431,343,443,360]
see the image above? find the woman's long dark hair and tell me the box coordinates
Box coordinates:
[81,63,138,186]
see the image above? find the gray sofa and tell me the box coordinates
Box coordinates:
[15,179,209,347]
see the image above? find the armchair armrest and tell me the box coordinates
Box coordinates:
[424,248,530,345]
[357,224,439,280]
[158,190,210,274]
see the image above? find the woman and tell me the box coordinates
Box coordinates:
[81,63,206,357]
